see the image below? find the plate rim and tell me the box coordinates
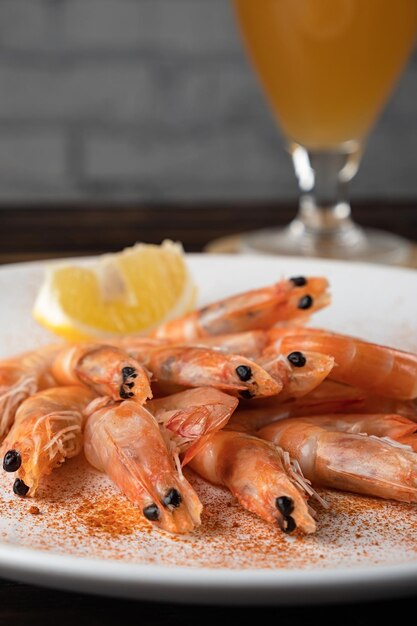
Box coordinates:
[1,541,417,604]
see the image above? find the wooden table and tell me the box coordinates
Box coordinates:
[0,201,416,625]
[0,200,416,264]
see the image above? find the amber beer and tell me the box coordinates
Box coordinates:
[233,0,417,149]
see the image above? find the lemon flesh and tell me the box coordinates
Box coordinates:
[33,241,197,341]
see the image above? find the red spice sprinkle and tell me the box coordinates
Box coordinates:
[74,496,150,537]
[29,506,40,515]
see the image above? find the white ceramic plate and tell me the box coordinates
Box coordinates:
[0,253,416,605]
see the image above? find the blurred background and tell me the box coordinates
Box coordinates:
[0,0,416,206]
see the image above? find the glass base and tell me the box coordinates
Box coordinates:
[238,221,412,266]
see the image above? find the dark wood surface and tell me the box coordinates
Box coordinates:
[2,579,417,626]
[0,200,416,263]
[0,201,416,625]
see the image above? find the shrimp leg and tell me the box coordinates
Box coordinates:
[1,386,95,496]
[0,344,61,440]
[147,387,238,465]
[258,418,417,504]
[188,429,316,534]
[84,400,202,534]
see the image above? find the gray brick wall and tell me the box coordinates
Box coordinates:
[0,0,416,203]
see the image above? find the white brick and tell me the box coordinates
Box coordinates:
[0,131,67,186]
[353,124,417,198]
[0,62,152,121]
[0,58,267,128]
[82,125,292,187]
[0,0,241,56]
[154,61,266,127]
[63,0,240,54]
[159,179,297,202]
[0,1,57,51]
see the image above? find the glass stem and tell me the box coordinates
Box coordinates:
[288,142,366,252]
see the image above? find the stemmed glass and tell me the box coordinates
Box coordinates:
[232,0,417,263]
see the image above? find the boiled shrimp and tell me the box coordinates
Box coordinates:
[147,387,238,465]
[286,380,417,418]
[257,351,334,400]
[258,417,417,504]
[229,378,417,434]
[151,276,330,341]
[142,346,281,399]
[110,336,169,363]
[0,344,61,440]
[184,331,269,359]
[295,413,417,451]
[267,327,417,400]
[51,343,152,403]
[188,429,317,534]
[179,334,335,398]
[1,386,95,496]
[84,399,202,534]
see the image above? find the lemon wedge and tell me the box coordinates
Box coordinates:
[33,240,197,341]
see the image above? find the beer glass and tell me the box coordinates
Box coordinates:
[232,0,417,263]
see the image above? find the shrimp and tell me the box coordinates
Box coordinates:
[184,331,269,359]
[295,413,417,451]
[257,351,334,400]
[51,343,152,403]
[116,331,269,361]
[0,344,61,440]
[117,332,333,400]
[230,379,417,434]
[109,337,169,363]
[84,400,202,534]
[142,346,281,399]
[188,429,316,534]
[222,351,334,433]
[258,417,417,504]
[146,387,238,465]
[287,380,417,418]
[151,276,330,341]
[268,328,417,400]
[1,386,95,496]
[177,335,335,398]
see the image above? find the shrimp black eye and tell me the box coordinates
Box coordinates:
[119,386,130,399]
[276,496,294,516]
[122,366,136,380]
[3,450,21,472]
[287,351,307,368]
[290,276,307,287]
[236,365,252,382]
[282,516,296,534]
[143,504,160,521]
[298,295,313,310]
[239,389,254,400]
[276,497,296,533]
[13,478,29,497]
[163,488,182,509]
